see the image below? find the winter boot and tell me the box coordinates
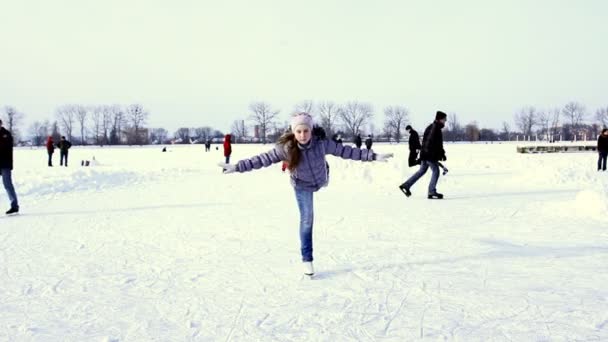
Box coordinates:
[303,261,314,276]
[428,193,444,199]
[5,207,19,215]
[398,184,412,197]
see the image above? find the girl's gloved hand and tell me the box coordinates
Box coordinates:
[374,153,394,162]
[218,163,237,174]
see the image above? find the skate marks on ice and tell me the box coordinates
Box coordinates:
[444,188,579,201]
[11,202,230,219]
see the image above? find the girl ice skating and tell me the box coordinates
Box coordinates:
[219,112,393,276]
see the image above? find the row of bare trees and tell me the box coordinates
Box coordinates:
[513,101,607,141]
[4,100,608,146]
[440,101,608,143]
[22,104,150,146]
[230,100,412,144]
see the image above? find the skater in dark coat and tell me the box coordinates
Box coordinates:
[46,136,55,167]
[218,113,393,276]
[223,134,232,164]
[365,135,373,149]
[598,128,608,171]
[57,136,72,167]
[0,120,19,214]
[406,125,422,167]
[407,125,449,174]
[354,134,362,149]
[399,111,447,199]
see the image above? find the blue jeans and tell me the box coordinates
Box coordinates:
[598,152,607,171]
[295,188,314,262]
[60,151,68,166]
[403,160,440,194]
[1,168,19,209]
[225,156,230,164]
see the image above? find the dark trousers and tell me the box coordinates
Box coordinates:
[408,150,420,167]
[48,152,53,166]
[60,151,68,166]
[599,152,607,171]
[225,156,230,164]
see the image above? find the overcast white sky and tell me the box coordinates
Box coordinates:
[1,0,607,135]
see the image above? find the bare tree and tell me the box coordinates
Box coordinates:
[91,106,103,145]
[231,120,248,141]
[56,105,76,141]
[102,105,114,145]
[596,106,608,128]
[192,128,204,140]
[514,106,537,137]
[318,101,341,136]
[150,128,168,144]
[549,108,561,142]
[382,121,394,143]
[75,105,88,144]
[51,121,61,142]
[501,121,510,141]
[561,101,586,139]
[249,102,280,144]
[28,121,47,146]
[110,105,126,145]
[293,100,315,116]
[125,104,149,145]
[537,110,550,140]
[3,106,24,143]
[446,113,463,141]
[338,101,374,137]
[384,105,409,143]
[175,128,190,143]
[464,122,480,142]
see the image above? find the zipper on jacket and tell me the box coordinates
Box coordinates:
[304,147,319,188]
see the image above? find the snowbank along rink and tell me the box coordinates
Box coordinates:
[1,143,607,341]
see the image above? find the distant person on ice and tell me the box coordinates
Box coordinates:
[205,139,211,152]
[354,133,362,149]
[406,125,421,167]
[223,134,232,164]
[399,111,447,199]
[365,134,373,149]
[598,128,608,171]
[0,119,19,215]
[57,136,72,167]
[46,136,55,167]
[218,113,393,276]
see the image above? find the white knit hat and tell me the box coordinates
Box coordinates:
[290,112,313,131]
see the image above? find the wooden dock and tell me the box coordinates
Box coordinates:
[516,144,597,153]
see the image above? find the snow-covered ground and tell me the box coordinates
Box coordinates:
[1,142,607,341]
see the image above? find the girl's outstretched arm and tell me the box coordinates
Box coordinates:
[323,139,392,162]
[220,145,287,173]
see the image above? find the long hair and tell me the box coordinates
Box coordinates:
[277,132,301,172]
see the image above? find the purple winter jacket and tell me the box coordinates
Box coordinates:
[235,137,376,192]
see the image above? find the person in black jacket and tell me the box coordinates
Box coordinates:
[399,111,447,199]
[407,125,449,174]
[354,134,362,149]
[0,120,19,214]
[365,135,373,149]
[57,136,72,167]
[598,128,608,171]
[406,125,422,167]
